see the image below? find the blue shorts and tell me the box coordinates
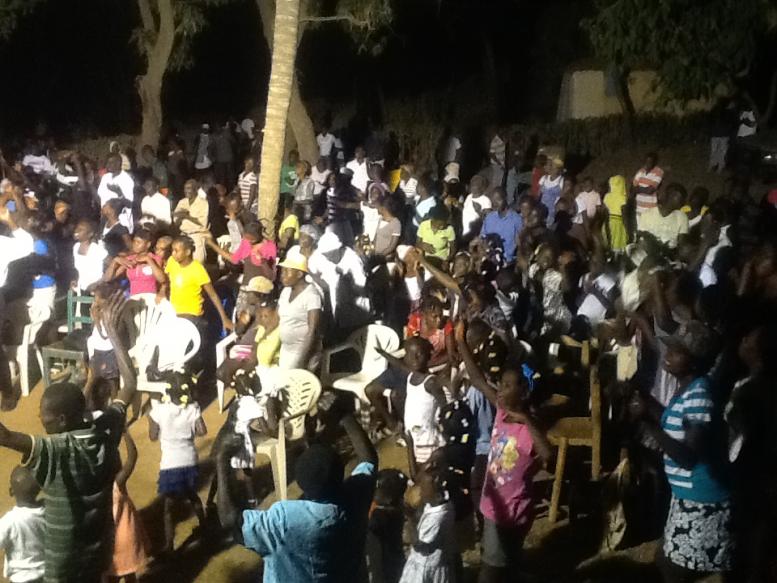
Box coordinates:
[374,366,409,393]
[158,466,199,496]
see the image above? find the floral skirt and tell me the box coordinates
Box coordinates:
[663,495,734,572]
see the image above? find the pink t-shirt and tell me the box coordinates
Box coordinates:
[480,408,538,530]
[126,253,162,296]
[231,238,277,266]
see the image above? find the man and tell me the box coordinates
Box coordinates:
[480,187,523,263]
[280,150,300,199]
[193,123,214,178]
[637,183,689,249]
[173,179,210,262]
[311,157,332,196]
[346,146,370,194]
[140,176,172,226]
[217,410,377,583]
[632,152,664,217]
[236,156,258,213]
[97,153,135,232]
[0,204,34,410]
[317,125,337,160]
[461,174,492,239]
[0,293,135,582]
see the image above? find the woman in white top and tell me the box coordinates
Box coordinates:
[277,253,322,369]
[72,219,108,292]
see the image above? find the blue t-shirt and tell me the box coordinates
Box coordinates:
[466,386,496,456]
[480,209,523,262]
[660,377,730,503]
[242,461,376,583]
[32,239,55,289]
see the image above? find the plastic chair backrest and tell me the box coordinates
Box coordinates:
[156,317,201,372]
[353,324,400,378]
[277,369,322,441]
[67,289,94,332]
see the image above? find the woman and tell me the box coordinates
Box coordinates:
[603,175,629,251]
[73,219,108,292]
[629,321,733,583]
[293,160,316,221]
[277,253,322,369]
[101,199,132,257]
[372,195,402,259]
[405,296,455,369]
[288,224,321,260]
[103,229,165,296]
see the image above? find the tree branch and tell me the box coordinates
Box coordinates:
[137,0,155,34]
[300,14,370,28]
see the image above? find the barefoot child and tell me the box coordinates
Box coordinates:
[149,375,208,554]
[0,467,45,583]
[366,469,409,583]
[108,430,150,582]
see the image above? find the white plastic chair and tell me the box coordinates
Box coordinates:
[320,324,400,407]
[215,332,238,411]
[255,369,322,501]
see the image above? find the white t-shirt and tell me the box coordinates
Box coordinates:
[461,194,492,236]
[574,190,602,224]
[149,401,201,470]
[400,177,418,202]
[97,171,135,231]
[637,207,689,248]
[699,225,732,287]
[278,283,323,369]
[73,242,108,290]
[443,136,462,164]
[361,203,381,242]
[317,133,336,157]
[0,228,34,288]
[577,273,617,325]
[141,192,172,225]
[311,166,331,195]
[0,505,45,583]
[737,110,757,137]
[308,247,370,318]
[21,154,55,176]
[346,158,370,193]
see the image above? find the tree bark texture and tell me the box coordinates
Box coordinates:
[257,0,301,233]
[257,0,318,165]
[137,0,175,150]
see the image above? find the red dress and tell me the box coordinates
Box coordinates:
[405,312,453,366]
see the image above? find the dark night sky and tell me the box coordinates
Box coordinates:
[0,0,593,138]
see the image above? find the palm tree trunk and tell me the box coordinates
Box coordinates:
[136,0,175,150]
[257,0,318,164]
[258,0,301,234]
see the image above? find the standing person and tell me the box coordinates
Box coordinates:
[140,176,172,226]
[216,412,378,583]
[277,253,323,369]
[373,196,403,259]
[480,187,523,264]
[165,235,234,332]
[573,176,601,226]
[72,219,108,292]
[0,293,137,583]
[102,229,165,297]
[462,175,492,239]
[149,378,208,555]
[97,154,135,233]
[173,179,210,263]
[213,123,237,190]
[346,146,371,195]
[293,160,316,221]
[279,150,300,201]
[455,321,552,583]
[317,126,337,162]
[538,158,564,226]
[632,152,664,217]
[412,177,437,229]
[193,124,214,180]
[602,175,629,251]
[236,156,258,214]
[167,137,188,201]
[0,466,45,583]
[100,199,132,258]
[708,100,734,173]
[311,157,332,196]
[637,184,690,250]
[629,322,734,583]
[488,128,507,189]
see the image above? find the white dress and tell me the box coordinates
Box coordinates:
[399,502,456,583]
[277,284,323,369]
[404,374,444,463]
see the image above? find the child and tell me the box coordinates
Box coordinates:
[72,218,109,292]
[86,283,122,411]
[108,430,150,582]
[0,466,45,583]
[456,321,552,582]
[378,337,447,464]
[398,468,457,583]
[574,176,601,225]
[366,469,409,583]
[149,375,208,554]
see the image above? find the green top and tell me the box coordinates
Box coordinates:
[280,164,298,194]
[24,402,126,583]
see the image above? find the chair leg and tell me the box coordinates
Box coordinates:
[549,438,568,525]
[268,446,284,502]
[41,352,52,388]
[217,380,224,413]
[19,343,29,397]
[276,438,287,502]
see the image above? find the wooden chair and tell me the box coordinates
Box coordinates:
[547,362,602,524]
[40,290,94,387]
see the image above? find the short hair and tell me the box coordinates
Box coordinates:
[41,383,86,426]
[294,444,343,500]
[429,204,449,222]
[10,466,39,500]
[133,228,153,242]
[173,235,195,253]
[404,335,433,359]
[145,175,160,188]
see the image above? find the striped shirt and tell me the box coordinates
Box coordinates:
[237,171,258,208]
[660,378,729,503]
[24,402,126,583]
[633,166,663,214]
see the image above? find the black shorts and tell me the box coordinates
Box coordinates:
[91,349,119,380]
[374,365,409,393]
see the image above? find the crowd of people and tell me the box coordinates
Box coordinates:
[0,118,776,583]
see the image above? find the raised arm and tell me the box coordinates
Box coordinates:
[103,292,137,406]
[418,253,461,295]
[115,430,138,488]
[453,320,498,405]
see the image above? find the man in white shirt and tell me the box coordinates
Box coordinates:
[140,176,172,226]
[21,148,55,176]
[573,176,601,225]
[97,154,135,232]
[637,185,689,248]
[317,128,337,159]
[632,152,664,216]
[345,146,370,194]
[311,158,331,196]
[461,174,492,238]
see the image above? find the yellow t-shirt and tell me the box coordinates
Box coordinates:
[165,258,211,316]
[417,219,455,260]
[279,214,300,242]
[254,325,281,366]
